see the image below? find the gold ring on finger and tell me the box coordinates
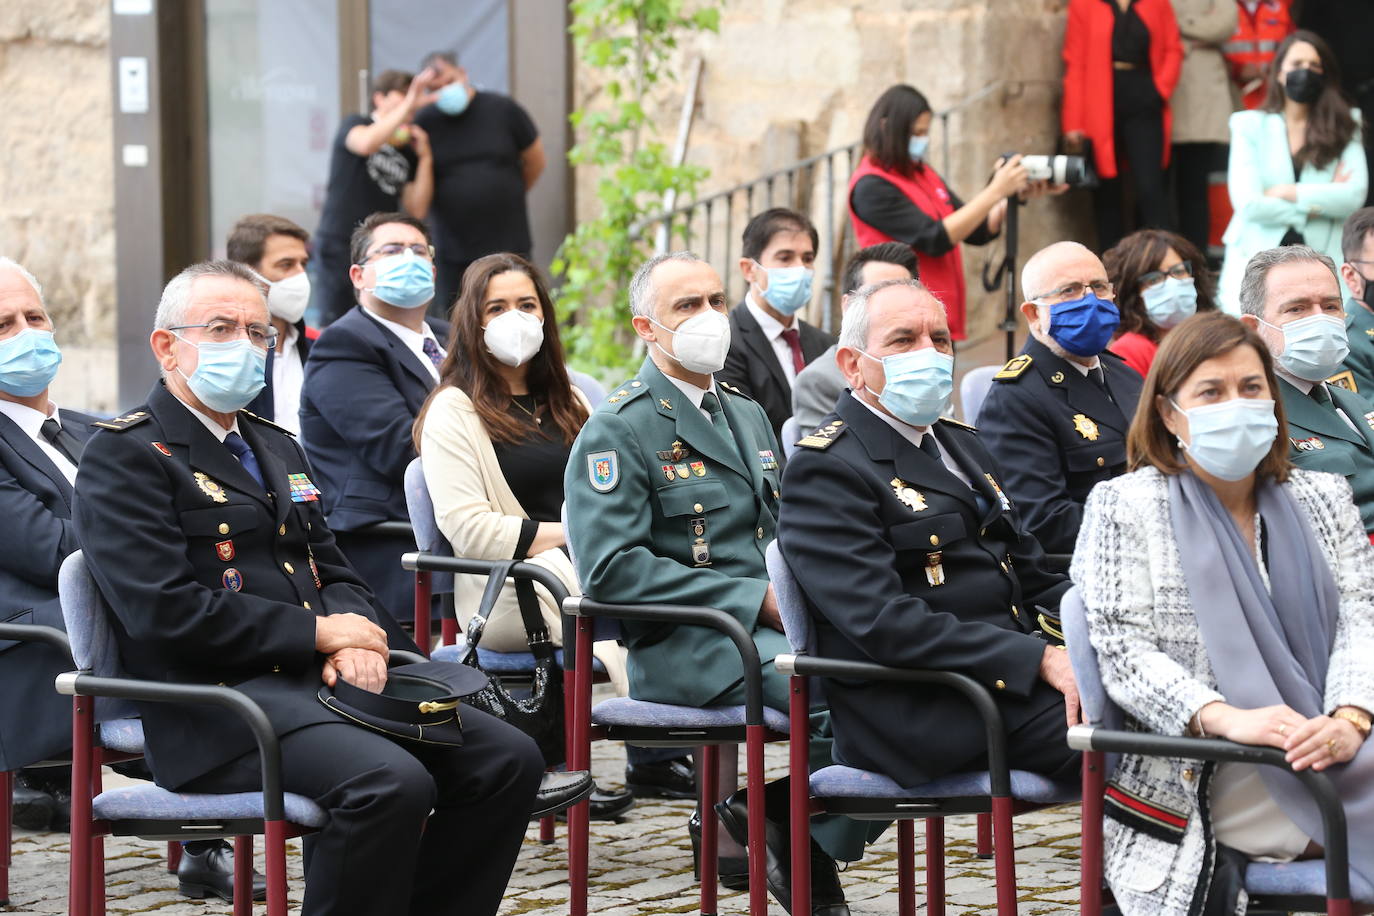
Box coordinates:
[1327,738,1338,752]
[1279,724,1288,737]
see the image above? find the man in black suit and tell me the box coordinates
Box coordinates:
[777,279,1080,790]
[300,212,448,634]
[226,214,316,437]
[977,241,1143,556]
[720,208,837,440]
[74,259,544,916]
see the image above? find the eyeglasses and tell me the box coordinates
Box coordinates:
[170,320,278,350]
[360,243,435,264]
[1035,280,1115,303]
[1138,261,1193,290]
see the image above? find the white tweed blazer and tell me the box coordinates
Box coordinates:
[1071,466,1374,916]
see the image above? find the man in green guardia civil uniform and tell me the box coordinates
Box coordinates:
[1335,207,1374,397]
[565,251,869,916]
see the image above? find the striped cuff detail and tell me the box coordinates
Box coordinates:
[1104,781,1188,844]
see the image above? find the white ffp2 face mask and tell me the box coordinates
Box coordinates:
[268,271,311,324]
[484,309,545,367]
[649,309,731,375]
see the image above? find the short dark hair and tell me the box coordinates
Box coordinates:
[740,208,819,262]
[1342,207,1374,262]
[841,242,919,295]
[349,212,433,268]
[862,84,932,179]
[421,50,458,71]
[371,69,413,101]
[225,214,310,269]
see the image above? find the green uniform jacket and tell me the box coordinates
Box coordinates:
[1339,297,1374,398]
[1279,377,1374,533]
[564,357,786,707]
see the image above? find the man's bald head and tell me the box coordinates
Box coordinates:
[1021,241,1101,303]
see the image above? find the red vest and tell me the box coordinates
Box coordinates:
[1224,1,1294,110]
[848,156,966,340]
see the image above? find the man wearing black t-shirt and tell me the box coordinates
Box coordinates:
[310,69,437,325]
[415,51,546,315]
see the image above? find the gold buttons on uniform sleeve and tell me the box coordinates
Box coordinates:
[1096,457,1105,467]
[303,601,311,610]
[756,527,765,539]
[995,679,1007,690]
[279,524,287,536]
[929,534,940,546]
[283,562,295,574]
[693,503,704,513]
[218,523,230,535]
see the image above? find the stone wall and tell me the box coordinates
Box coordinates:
[572,0,1093,344]
[0,1,116,412]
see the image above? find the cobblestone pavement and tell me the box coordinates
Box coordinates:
[5,742,1086,915]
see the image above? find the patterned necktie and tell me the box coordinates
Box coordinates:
[224,432,266,490]
[781,327,806,374]
[422,337,444,370]
[39,418,83,465]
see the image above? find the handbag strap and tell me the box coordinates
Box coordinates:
[463,559,554,657]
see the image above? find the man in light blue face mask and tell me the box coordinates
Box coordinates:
[1239,244,1374,536]
[720,207,837,442]
[777,278,1083,836]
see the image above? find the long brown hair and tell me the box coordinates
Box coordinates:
[861,84,931,179]
[1126,312,1290,482]
[1103,229,1216,343]
[1262,30,1359,171]
[412,253,588,450]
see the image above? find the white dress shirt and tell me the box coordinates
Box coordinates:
[271,325,304,437]
[363,307,444,382]
[182,399,243,444]
[664,373,727,425]
[745,292,800,386]
[1276,367,1359,432]
[0,398,77,484]
[850,391,972,488]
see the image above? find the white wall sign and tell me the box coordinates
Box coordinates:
[118,57,149,114]
[113,0,153,14]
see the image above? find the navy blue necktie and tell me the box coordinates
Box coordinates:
[224,432,265,490]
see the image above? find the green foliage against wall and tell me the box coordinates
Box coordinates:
[553,0,720,376]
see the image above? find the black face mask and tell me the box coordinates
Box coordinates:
[1284,68,1326,105]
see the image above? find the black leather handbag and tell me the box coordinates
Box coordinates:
[458,559,566,766]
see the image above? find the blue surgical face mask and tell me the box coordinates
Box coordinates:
[858,346,954,427]
[365,251,435,309]
[1171,397,1277,481]
[753,261,814,316]
[1041,291,1121,357]
[436,82,470,116]
[176,338,267,413]
[0,327,62,397]
[1142,276,1198,329]
[908,135,929,163]
[1258,313,1349,381]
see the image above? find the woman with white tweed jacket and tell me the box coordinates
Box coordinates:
[1071,312,1374,915]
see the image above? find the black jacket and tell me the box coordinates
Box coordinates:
[719,301,835,441]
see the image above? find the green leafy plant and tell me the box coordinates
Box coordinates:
[553,0,721,377]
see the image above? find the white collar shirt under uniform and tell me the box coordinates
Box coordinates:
[850,391,972,489]
[664,373,727,425]
[1276,367,1358,433]
[0,398,76,484]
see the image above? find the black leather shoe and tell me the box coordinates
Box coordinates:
[15,772,69,833]
[530,770,594,819]
[688,810,749,890]
[588,783,635,821]
[715,782,849,916]
[10,783,55,832]
[626,756,696,799]
[177,840,268,902]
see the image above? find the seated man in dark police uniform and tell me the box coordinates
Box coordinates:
[978,241,1143,556]
[778,278,1081,792]
[72,260,544,916]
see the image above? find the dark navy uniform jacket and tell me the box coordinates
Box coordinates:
[777,395,1070,788]
[976,337,1143,555]
[73,383,383,790]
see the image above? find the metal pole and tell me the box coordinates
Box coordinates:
[357,69,369,116]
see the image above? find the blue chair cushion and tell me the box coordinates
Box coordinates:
[92,785,327,828]
[810,765,1078,805]
[430,640,606,674]
[592,697,789,732]
[98,718,145,754]
[1247,860,1374,902]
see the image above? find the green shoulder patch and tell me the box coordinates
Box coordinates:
[240,409,296,436]
[92,410,151,432]
[993,355,1032,382]
[796,419,847,450]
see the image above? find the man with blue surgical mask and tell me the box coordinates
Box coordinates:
[721,208,837,441]
[1238,243,1374,538]
[776,278,1081,822]
[978,241,1144,558]
[300,212,450,637]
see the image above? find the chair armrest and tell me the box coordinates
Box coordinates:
[388,649,428,667]
[54,672,288,822]
[1067,724,1350,902]
[777,653,1012,795]
[564,596,765,730]
[0,622,72,658]
[353,520,415,541]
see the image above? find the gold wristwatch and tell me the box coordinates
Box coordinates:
[1333,707,1373,739]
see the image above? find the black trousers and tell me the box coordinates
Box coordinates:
[183,713,544,916]
[1093,73,1172,252]
[1172,142,1227,258]
[960,684,1081,785]
[334,529,417,646]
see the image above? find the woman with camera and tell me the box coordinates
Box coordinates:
[848,84,1037,341]
[1218,30,1367,311]
[1104,228,1217,376]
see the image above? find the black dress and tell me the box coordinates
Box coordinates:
[491,394,572,559]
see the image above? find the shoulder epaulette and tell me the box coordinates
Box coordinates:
[993,355,1032,382]
[718,380,754,401]
[603,379,649,408]
[938,415,977,432]
[796,419,847,450]
[240,409,297,436]
[92,410,151,431]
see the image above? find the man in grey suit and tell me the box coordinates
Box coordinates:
[790,243,918,433]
